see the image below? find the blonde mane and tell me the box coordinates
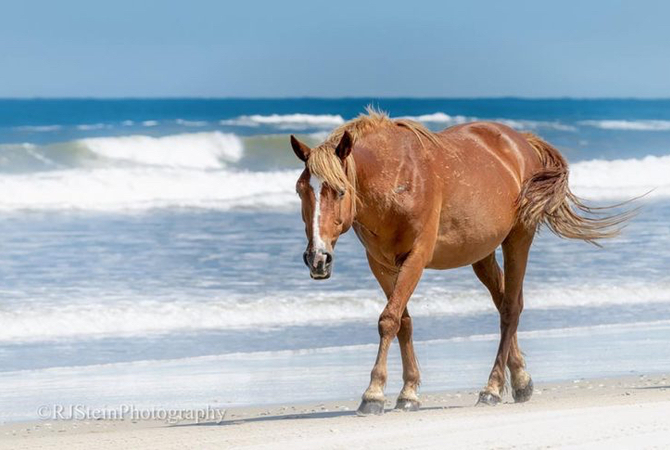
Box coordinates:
[306,107,441,216]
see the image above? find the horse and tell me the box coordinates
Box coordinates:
[290,108,628,415]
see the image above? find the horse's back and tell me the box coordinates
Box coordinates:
[438,122,543,178]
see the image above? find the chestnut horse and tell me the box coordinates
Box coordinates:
[290,109,627,415]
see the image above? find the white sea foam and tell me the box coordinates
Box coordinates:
[15,125,62,132]
[221,113,345,130]
[79,132,243,169]
[0,289,384,342]
[1,282,669,342]
[400,112,470,124]
[142,120,159,127]
[176,119,208,127]
[570,154,670,199]
[579,120,670,131]
[76,123,108,131]
[0,167,300,211]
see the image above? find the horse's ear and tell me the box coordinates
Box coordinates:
[335,130,353,161]
[290,135,311,162]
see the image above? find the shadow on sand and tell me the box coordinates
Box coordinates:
[172,405,463,428]
[633,385,670,390]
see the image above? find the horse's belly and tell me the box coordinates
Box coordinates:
[426,169,520,269]
[427,237,503,269]
[427,211,516,269]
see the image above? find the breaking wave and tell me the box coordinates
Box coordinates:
[570,154,670,200]
[79,132,243,169]
[1,282,669,342]
[221,113,345,129]
[0,167,300,211]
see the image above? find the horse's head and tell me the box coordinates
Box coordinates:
[291,132,355,280]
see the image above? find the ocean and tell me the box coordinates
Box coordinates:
[0,98,669,422]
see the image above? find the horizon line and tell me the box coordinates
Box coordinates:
[1,96,670,102]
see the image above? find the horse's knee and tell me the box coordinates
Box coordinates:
[397,315,413,341]
[378,312,401,338]
[499,299,522,327]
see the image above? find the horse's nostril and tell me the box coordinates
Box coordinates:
[325,253,333,265]
[303,252,309,267]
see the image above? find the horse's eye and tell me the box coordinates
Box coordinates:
[337,190,345,199]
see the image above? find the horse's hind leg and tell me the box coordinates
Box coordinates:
[473,252,533,404]
[477,227,534,405]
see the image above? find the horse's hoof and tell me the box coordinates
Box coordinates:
[476,391,501,406]
[394,398,420,412]
[513,377,534,403]
[356,399,385,416]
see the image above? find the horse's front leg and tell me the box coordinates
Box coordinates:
[365,254,421,412]
[357,245,432,416]
[395,307,421,411]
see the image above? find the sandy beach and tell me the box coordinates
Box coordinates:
[2,372,669,449]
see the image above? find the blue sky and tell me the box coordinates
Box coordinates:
[1,0,669,98]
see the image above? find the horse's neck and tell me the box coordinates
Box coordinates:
[350,151,372,229]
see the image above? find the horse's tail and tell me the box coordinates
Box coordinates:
[517,133,633,246]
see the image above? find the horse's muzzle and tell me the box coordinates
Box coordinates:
[303,250,333,280]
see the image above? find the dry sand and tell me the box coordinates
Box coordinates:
[1,373,669,449]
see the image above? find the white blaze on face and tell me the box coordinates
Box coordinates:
[309,174,327,253]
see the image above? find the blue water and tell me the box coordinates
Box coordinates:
[0,98,669,422]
